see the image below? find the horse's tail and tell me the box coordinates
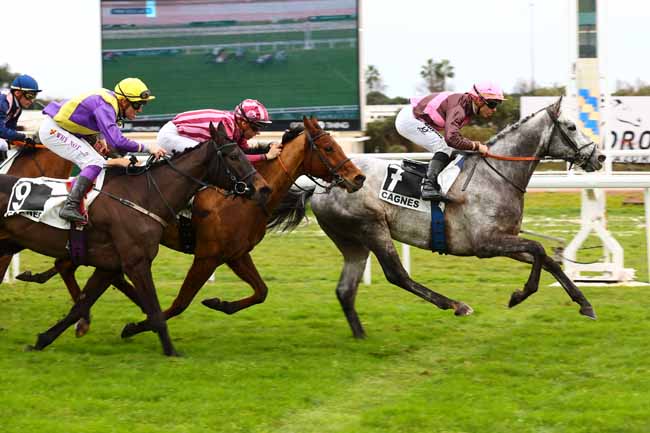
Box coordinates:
[266,186,315,232]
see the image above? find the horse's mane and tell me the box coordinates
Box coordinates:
[485,104,551,146]
[281,125,305,144]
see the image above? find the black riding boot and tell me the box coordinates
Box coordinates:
[421,152,451,202]
[59,176,93,223]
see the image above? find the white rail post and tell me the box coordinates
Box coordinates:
[646,188,650,283]
[363,256,371,285]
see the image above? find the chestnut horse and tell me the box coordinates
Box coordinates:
[0,123,270,355]
[22,117,366,339]
[0,143,73,281]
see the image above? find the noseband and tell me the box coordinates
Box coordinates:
[544,108,597,169]
[214,141,259,196]
[303,129,354,192]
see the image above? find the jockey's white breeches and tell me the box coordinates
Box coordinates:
[39,116,104,169]
[394,106,452,156]
[157,121,199,154]
[0,138,8,152]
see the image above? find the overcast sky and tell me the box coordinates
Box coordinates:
[3,0,648,99]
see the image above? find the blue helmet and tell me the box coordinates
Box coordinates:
[10,74,42,93]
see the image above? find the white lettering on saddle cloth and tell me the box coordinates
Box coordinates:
[4,172,106,230]
[378,155,464,212]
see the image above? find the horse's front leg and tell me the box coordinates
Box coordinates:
[122,256,178,356]
[121,255,223,339]
[29,268,114,351]
[363,222,473,316]
[477,234,595,317]
[202,252,267,314]
[475,235,545,307]
[507,251,596,319]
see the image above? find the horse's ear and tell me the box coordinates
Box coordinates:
[303,116,312,129]
[209,121,217,140]
[549,97,563,120]
[216,121,228,144]
[310,115,320,128]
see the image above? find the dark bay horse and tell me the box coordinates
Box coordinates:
[270,98,606,338]
[0,143,73,281]
[23,117,366,338]
[0,123,270,355]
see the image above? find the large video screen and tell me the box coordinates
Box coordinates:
[100,0,360,131]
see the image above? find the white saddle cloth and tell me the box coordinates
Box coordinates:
[4,171,106,230]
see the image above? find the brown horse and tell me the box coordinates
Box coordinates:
[0,123,271,355]
[0,143,73,282]
[22,117,365,338]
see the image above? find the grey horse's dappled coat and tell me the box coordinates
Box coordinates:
[274,98,606,338]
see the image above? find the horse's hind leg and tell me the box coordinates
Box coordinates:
[333,240,371,339]
[506,251,595,319]
[29,269,114,351]
[202,252,267,315]
[367,233,473,316]
[321,218,472,337]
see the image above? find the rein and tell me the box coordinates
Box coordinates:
[99,140,258,226]
[467,108,596,194]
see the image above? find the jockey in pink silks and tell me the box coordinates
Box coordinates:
[157,98,282,163]
[40,77,167,223]
[395,81,506,202]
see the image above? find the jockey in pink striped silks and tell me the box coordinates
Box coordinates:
[157,99,282,163]
[395,81,506,202]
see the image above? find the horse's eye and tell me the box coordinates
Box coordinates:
[325,146,333,153]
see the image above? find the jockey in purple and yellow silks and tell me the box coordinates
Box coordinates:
[395,81,506,202]
[0,74,42,151]
[39,77,167,223]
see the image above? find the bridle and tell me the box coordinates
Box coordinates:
[543,107,597,170]
[100,139,260,226]
[277,128,354,193]
[469,108,598,194]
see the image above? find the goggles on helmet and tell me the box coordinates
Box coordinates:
[22,91,37,100]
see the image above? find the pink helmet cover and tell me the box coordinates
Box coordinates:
[470,81,506,100]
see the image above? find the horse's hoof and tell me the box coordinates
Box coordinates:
[121,323,139,339]
[202,298,223,311]
[15,271,33,281]
[24,344,40,352]
[454,302,474,316]
[508,290,524,308]
[75,318,90,338]
[580,305,597,320]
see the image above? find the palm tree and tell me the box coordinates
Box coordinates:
[420,58,455,92]
[365,65,385,93]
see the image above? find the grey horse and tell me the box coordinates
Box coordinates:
[270,98,606,338]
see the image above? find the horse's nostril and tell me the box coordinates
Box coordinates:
[355,174,366,186]
[598,154,606,163]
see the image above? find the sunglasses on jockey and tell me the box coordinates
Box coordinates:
[473,85,502,109]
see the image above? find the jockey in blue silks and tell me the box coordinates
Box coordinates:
[0,74,42,151]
